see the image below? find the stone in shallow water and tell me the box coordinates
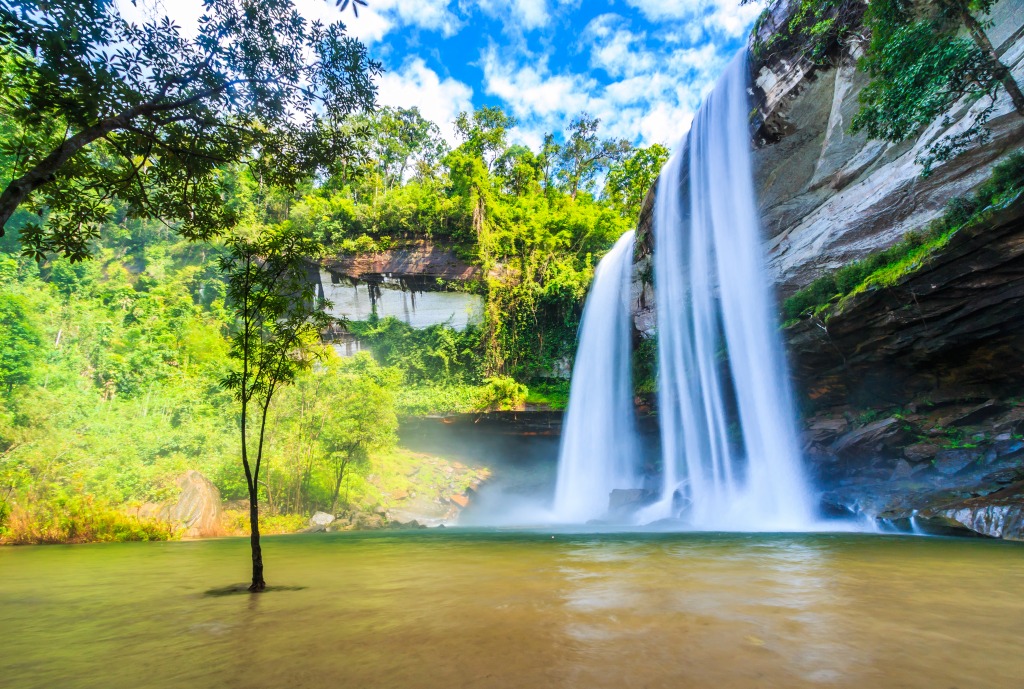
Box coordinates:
[310,512,335,528]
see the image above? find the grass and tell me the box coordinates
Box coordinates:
[783,150,1024,324]
[525,380,570,410]
[394,378,527,416]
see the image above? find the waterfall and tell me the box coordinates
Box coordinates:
[644,49,813,529]
[553,230,640,523]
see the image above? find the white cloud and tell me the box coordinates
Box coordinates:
[481,41,692,147]
[474,5,745,150]
[356,0,463,42]
[376,58,474,145]
[466,0,577,31]
[624,0,764,38]
[481,46,593,120]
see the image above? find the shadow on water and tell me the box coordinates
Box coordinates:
[203,584,307,597]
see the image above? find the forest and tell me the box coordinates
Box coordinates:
[0,42,663,542]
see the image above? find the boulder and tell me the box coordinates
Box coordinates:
[993,437,1024,458]
[805,416,849,443]
[449,494,469,508]
[608,488,658,518]
[353,512,386,530]
[934,401,1008,429]
[309,511,335,528]
[933,450,979,476]
[830,417,902,458]
[890,459,914,480]
[140,470,222,538]
[904,442,940,463]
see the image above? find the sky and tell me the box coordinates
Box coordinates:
[120,0,764,151]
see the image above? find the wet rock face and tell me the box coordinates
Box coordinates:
[805,398,1024,538]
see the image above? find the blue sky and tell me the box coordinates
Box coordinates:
[121,0,763,150]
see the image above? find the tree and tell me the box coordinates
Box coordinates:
[539,133,561,193]
[603,144,669,219]
[557,114,632,199]
[269,350,397,514]
[494,145,541,196]
[0,289,42,394]
[0,0,379,261]
[362,106,447,191]
[454,107,517,172]
[851,0,1024,174]
[318,353,397,513]
[219,224,334,592]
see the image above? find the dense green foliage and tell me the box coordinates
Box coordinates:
[0,0,379,260]
[783,150,1024,322]
[852,0,1023,174]
[0,227,448,542]
[283,102,648,380]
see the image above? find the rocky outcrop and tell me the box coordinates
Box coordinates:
[787,199,1024,409]
[923,482,1024,539]
[321,239,480,285]
[313,239,485,333]
[139,470,222,538]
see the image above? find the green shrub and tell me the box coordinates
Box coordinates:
[474,376,528,412]
[1,495,178,544]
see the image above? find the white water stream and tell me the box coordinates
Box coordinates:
[552,49,814,529]
[552,230,641,523]
[643,49,812,529]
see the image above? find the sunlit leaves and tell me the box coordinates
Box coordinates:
[0,0,380,260]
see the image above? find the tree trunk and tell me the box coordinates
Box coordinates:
[963,9,1024,116]
[248,490,265,592]
[330,458,349,516]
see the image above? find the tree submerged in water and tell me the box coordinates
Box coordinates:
[219,226,334,592]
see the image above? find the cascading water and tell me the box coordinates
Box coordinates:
[552,230,640,523]
[644,49,813,529]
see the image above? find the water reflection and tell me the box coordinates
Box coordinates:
[1,533,1022,689]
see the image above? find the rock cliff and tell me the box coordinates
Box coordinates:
[630,0,1024,538]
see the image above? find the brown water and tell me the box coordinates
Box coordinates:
[2,531,1022,689]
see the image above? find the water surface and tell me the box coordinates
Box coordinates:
[2,532,1022,688]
